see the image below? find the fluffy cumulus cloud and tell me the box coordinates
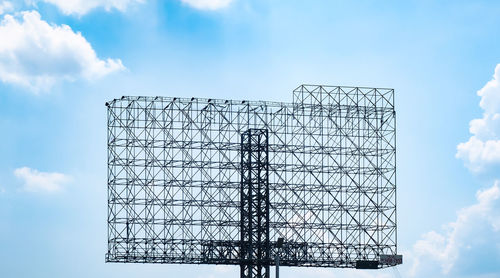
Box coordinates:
[456,64,500,172]
[410,182,500,277]
[408,64,500,277]
[0,1,13,15]
[36,0,143,16]
[0,10,125,91]
[180,0,233,10]
[14,167,72,193]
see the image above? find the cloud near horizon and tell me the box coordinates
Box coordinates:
[14,167,72,193]
[409,182,500,276]
[0,10,125,92]
[456,64,500,172]
[408,63,500,278]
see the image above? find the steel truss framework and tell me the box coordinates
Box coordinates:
[106,85,400,270]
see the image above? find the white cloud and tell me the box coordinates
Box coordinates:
[0,1,13,15]
[180,0,233,10]
[456,64,500,172]
[410,182,500,276]
[36,0,143,16]
[407,63,500,278]
[0,10,125,91]
[14,167,72,193]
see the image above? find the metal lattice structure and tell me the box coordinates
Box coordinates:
[106,85,401,275]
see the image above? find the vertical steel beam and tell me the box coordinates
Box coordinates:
[240,129,270,278]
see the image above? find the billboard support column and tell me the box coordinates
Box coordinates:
[240,129,270,278]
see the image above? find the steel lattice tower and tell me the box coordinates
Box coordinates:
[240,129,270,278]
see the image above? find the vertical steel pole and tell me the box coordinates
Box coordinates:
[240,129,270,278]
[275,255,279,278]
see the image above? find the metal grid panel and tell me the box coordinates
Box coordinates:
[106,85,397,268]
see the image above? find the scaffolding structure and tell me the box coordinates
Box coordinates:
[106,85,401,275]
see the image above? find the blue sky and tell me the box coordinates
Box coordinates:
[1,0,500,277]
